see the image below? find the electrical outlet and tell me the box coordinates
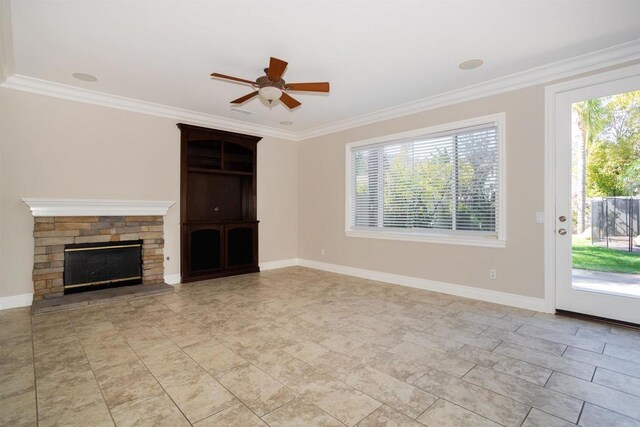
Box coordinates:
[489,269,497,279]
[536,212,545,224]
[321,249,326,256]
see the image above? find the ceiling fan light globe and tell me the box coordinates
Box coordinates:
[258,86,283,103]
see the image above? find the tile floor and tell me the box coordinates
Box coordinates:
[2,266,640,426]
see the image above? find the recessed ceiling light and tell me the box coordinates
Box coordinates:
[72,72,98,82]
[279,121,293,126]
[458,59,484,70]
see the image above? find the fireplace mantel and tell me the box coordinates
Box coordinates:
[22,198,175,217]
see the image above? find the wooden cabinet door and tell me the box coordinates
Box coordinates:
[184,224,224,277]
[224,222,258,269]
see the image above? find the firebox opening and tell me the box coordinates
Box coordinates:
[64,240,143,294]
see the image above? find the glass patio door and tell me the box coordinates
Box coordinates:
[554,71,640,324]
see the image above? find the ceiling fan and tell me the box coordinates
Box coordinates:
[211,57,330,109]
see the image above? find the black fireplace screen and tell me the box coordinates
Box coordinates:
[64,240,142,291]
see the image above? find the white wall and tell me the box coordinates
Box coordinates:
[0,0,14,83]
[0,87,298,299]
[298,86,547,299]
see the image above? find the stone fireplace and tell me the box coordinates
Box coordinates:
[23,199,175,300]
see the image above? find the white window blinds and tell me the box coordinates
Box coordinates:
[349,123,500,239]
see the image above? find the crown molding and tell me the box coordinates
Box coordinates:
[296,39,640,141]
[2,39,640,142]
[0,75,299,140]
[22,198,175,217]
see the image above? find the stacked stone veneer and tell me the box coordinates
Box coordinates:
[32,216,165,300]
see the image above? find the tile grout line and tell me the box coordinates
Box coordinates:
[147,301,271,425]
[543,368,554,388]
[458,363,586,424]
[490,343,598,384]
[413,368,533,426]
[194,401,260,426]
[262,397,349,427]
[254,336,389,424]
[576,401,586,425]
[109,299,202,425]
[549,369,640,398]
[484,331,569,357]
[543,372,640,422]
[116,323,195,425]
[29,313,40,427]
[66,307,118,427]
[304,332,442,422]
[451,342,559,387]
[425,397,502,427]
[585,401,640,423]
[518,406,533,427]
[345,312,558,423]
[561,345,640,381]
[414,397,439,422]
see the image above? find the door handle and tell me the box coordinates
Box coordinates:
[558,216,566,222]
[558,228,567,235]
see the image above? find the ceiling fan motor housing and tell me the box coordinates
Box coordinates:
[257,75,285,90]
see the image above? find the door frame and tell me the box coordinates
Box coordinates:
[544,63,640,313]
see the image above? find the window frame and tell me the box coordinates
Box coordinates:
[345,113,507,248]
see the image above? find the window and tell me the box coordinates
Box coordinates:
[346,114,506,247]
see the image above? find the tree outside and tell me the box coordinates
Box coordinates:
[573,98,605,233]
[571,90,640,275]
[353,128,498,233]
[585,91,640,199]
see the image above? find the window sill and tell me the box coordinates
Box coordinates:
[345,229,506,248]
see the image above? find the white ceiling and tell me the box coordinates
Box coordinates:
[6,0,640,133]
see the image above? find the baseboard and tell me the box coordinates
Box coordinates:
[164,273,182,286]
[3,259,543,311]
[297,259,548,312]
[260,258,300,271]
[0,293,33,310]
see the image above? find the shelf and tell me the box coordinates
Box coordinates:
[223,170,253,176]
[187,167,252,176]
[182,219,259,225]
[224,154,252,163]
[187,154,222,164]
[188,163,222,170]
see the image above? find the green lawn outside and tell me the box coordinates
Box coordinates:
[572,237,640,274]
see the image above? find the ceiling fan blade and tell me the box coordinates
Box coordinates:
[267,57,288,82]
[280,92,301,109]
[231,91,259,104]
[284,82,330,92]
[211,73,256,85]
